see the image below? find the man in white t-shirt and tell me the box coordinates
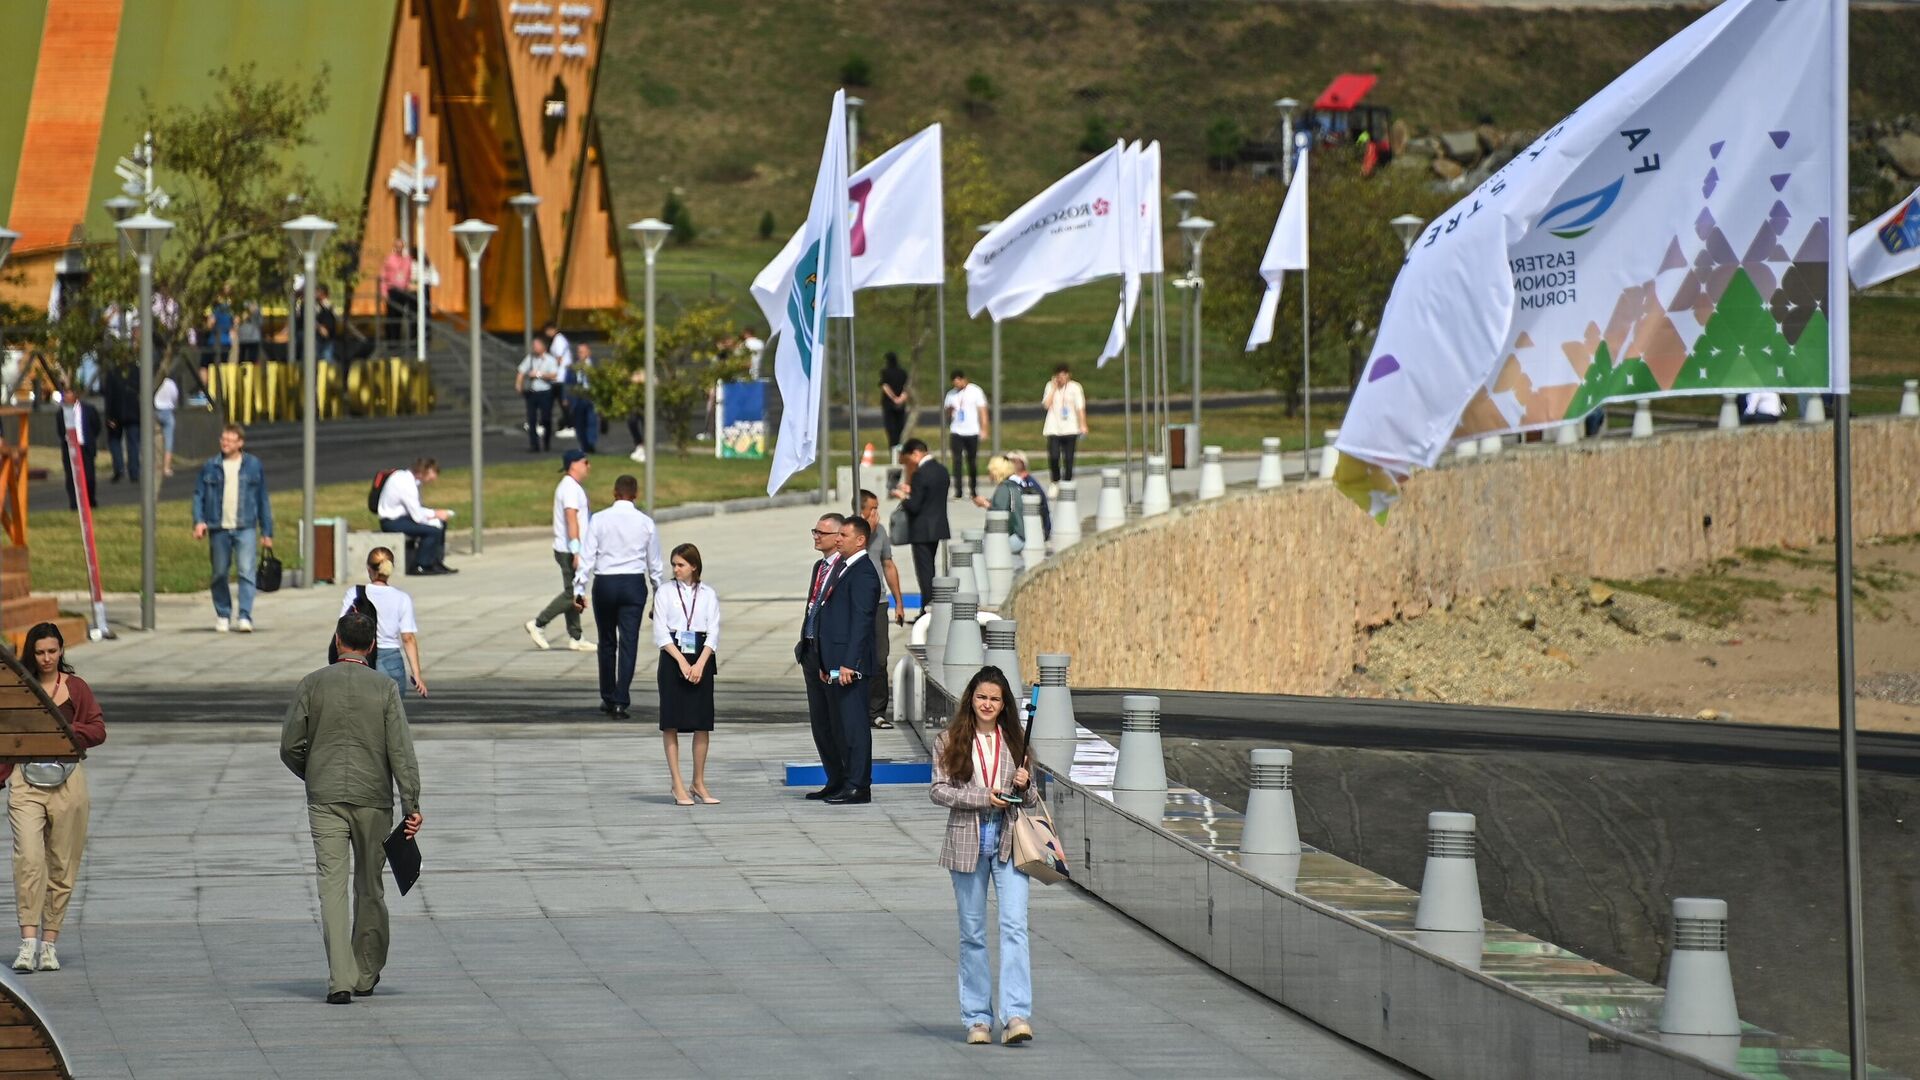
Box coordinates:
[1040,363,1088,486]
[741,327,765,379]
[943,370,990,499]
[525,450,596,651]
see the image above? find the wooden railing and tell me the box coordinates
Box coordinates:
[0,406,27,550]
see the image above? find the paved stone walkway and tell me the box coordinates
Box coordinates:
[27,722,1411,1079]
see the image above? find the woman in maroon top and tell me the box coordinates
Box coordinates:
[6,623,106,973]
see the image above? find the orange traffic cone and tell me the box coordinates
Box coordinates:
[861,443,874,466]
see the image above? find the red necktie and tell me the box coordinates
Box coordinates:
[808,561,830,608]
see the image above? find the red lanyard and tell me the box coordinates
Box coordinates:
[337,657,367,666]
[675,582,698,627]
[974,728,1001,788]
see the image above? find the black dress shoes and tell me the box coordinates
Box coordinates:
[353,975,379,997]
[326,990,352,1005]
[611,707,631,720]
[434,564,460,574]
[825,788,871,804]
[599,702,617,715]
[805,786,843,801]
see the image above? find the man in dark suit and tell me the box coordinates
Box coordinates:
[891,438,950,606]
[796,513,846,799]
[817,516,883,805]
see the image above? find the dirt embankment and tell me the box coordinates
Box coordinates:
[1338,539,1920,732]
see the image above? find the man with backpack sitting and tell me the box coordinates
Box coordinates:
[374,458,456,576]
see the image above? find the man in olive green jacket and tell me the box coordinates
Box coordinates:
[281,612,424,1003]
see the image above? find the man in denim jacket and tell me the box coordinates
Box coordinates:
[191,424,275,632]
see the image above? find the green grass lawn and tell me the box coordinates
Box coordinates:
[27,454,819,594]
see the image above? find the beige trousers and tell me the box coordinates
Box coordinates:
[307,802,392,995]
[9,764,91,934]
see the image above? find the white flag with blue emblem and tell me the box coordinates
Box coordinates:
[1336,0,1835,478]
[1849,183,1920,290]
[766,91,854,496]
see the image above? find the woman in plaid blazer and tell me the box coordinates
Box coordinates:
[930,666,1035,1047]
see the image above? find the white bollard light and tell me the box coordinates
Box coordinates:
[1658,898,1741,1036]
[1256,437,1285,489]
[1141,455,1172,517]
[1113,694,1167,792]
[1029,653,1076,743]
[1413,811,1483,933]
[1800,392,1826,424]
[1631,399,1654,438]
[1456,437,1479,459]
[1238,852,1302,892]
[1094,469,1127,532]
[1477,433,1502,456]
[1318,430,1340,479]
[1197,445,1226,500]
[982,619,1022,702]
[942,591,985,694]
[1053,480,1082,549]
[1416,928,1486,973]
[1555,420,1582,445]
[1903,380,1920,418]
[890,656,915,729]
[945,545,975,633]
[1717,394,1739,431]
[962,528,990,598]
[1239,749,1301,856]
[982,510,1015,607]
[924,576,958,667]
[1019,494,1044,571]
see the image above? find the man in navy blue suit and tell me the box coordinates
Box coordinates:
[816,515,883,804]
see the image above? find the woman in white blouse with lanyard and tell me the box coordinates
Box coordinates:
[656,543,721,805]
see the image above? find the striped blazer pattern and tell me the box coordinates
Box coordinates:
[930,730,1027,873]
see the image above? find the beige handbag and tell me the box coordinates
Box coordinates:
[1011,792,1071,885]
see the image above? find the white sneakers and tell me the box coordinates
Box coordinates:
[11,939,34,972]
[628,447,647,463]
[525,620,551,650]
[35,943,57,972]
[214,616,230,633]
[567,638,596,653]
[235,618,253,633]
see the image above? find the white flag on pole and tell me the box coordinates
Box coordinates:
[752,123,945,331]
[965,142,1127,322]
[1848,183,1920,290]
[1335,0,1835,477]
[1096,142,1144,366]
[1245,149,1309,352]
[765,91,853,496]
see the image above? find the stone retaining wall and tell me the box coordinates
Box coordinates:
[1010,418,1920,693]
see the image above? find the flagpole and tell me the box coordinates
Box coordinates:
[1301,266,1313,482]
[1136,278,1150,500]
[937,281,949,454]
[1154,269,1170,453]
[818,319,831,503]
[849,315,862,514]
[1827,0,1867,1072]
[1121,319,1134,502]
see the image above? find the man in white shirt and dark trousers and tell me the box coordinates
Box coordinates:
[376,458,455,575]
[816,516,882,804]
[573,474,666,719]
[526,450,596,652]
[1041,363,1088,486]
[944,370,990,499]
[796,514,845,799]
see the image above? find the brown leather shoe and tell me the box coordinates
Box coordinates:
[1002,1017,1033,1044]
[966,1024,991,1045]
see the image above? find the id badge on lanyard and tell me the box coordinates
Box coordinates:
[675,584,700,655]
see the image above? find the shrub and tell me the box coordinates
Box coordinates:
[1077,114,1113,155]
[963,71,998,118]
[1206,117,1246,170]
[840,53,873,87]
[661,191,695,245]
[758,210,776,240]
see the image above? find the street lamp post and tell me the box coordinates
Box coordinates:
[1274,99,1301,184]
[1180,216,1214,453]
[1391,214,1427,255]
[510,193,541,361]
[283,215,337,589]
[116,212,172,628]
[978,220,1001,455]
[453,219,498,556]
[845,96,864,171]
[628,219,673,512]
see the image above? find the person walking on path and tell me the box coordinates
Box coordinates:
[930,666,1035,1046]
[879,352,911,453]
[375,458,456,576]
[1008,451,1051,542]
[860,489,905,729]
[53,387,101,511]
[517,336,561,453]
[280,613,423,1005]
[573,474,666,720]
[944,370,989,498]
[817,516,882,805]
[974,456,1027,555]
[891,439,950,609]
[569,343,600,453]
[1040,363,1087,487]
[655,543,722,806]
[7,623,106,975]
[797,514,846,799]
[102,363,141,484]
[191,424,274,633]
[527,450,597,653]
[341,547,427,697]
[153,373,179,479]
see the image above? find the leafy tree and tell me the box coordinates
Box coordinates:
[1202,155,1452,410]
[662,190,696,244]
[840,53,873,88]
[585,299,746,452]
[1077,115,1113,155]
[1205,117,1246,170]
[963,72,998,118]
[758,210,776,240]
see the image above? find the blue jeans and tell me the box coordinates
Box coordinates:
[379,517,444,572]
[949,816,1031,1030]
[208,527,259,620]
[156,408,176,456]
[571,396,598,453]
[376,647,410,695]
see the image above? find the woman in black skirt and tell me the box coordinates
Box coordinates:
[655,543,722,805]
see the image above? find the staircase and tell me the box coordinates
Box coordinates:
[418,313,525,423]
[0,547,86,654]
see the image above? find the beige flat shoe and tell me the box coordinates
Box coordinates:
[1002,1017,1032,1044]
[966,1024,991,1045]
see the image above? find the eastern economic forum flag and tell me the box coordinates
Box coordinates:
[1335,0,1837,485]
